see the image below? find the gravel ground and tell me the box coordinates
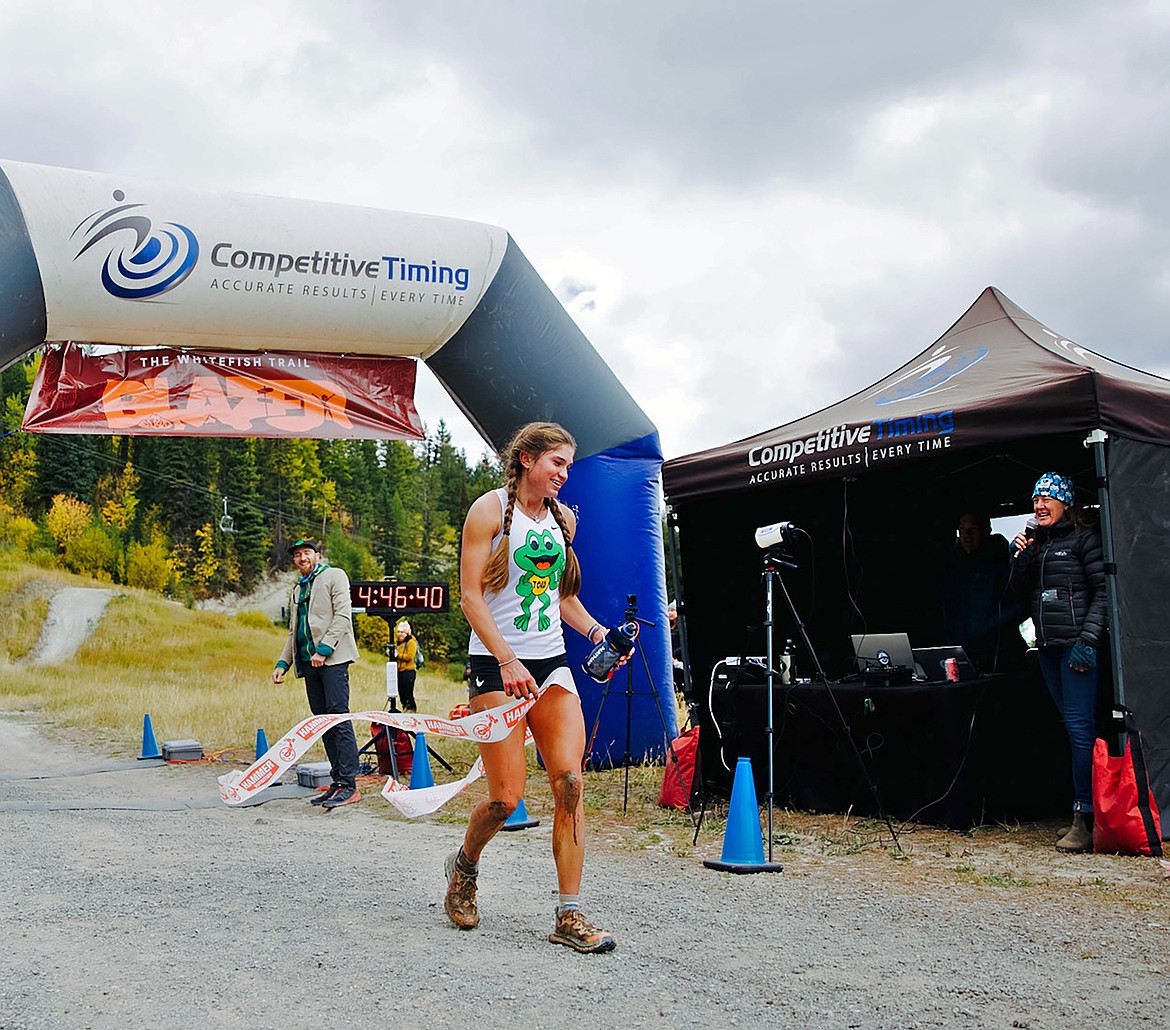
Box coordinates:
[3,586,1167,1029]
[1,709,1167,1030]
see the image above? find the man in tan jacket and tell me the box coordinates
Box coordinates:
[273,539,362,809]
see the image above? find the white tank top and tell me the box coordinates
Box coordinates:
[468,488,567,659]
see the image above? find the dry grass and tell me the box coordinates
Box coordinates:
[0,552,76,662]
[0,548,452,761]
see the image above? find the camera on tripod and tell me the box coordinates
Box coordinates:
[754,521,800,550]
[583,589,688,817]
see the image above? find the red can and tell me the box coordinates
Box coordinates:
[944,657,960,682]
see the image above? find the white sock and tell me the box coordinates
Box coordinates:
[558,894,580,912]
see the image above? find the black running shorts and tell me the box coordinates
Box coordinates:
[467,653,570,698]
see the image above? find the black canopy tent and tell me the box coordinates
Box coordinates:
[663,287,1170,820]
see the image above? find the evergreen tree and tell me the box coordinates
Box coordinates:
[0,353,35,402]
[1,396,38,515]
[259,438,334,554]
[371,440,420,576]
[432,421,472,527]
[137,437,199,546]
[345,440,381,536]
[318,439,354,524]
[35,435,104,509]
[467,451,503,503]
[218,438,268,589]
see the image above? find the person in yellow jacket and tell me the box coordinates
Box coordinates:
[395,620,419,712]
[272,539,361,809]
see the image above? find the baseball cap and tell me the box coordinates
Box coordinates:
[288,539,321,555]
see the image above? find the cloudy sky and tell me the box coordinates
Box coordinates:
[2,1,1168,461]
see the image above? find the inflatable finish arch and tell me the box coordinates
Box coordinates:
[0,160,676,762]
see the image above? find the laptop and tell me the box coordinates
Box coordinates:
[913,645,979,683]
[850,633,917,677]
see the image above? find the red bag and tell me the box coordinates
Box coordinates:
[1092,713,1163,857]
[371,724,414,779]
[659,726,700,811]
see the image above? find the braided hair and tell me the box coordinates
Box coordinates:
[481,422,582,599]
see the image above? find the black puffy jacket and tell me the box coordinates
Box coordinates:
[1014,518,1107,648]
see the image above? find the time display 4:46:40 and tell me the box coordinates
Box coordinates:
[349,581,450,614]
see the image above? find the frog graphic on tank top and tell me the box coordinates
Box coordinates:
[513,528,566,633]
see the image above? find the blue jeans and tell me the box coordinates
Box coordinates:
[303,662,358,789]
[1037,647,1099,812]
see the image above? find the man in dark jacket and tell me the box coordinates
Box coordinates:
[940,512,1023,673]
[1012,473,1106,853]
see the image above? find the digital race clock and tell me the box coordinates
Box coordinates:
[349,581,450,614]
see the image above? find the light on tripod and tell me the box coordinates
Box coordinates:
[754,521,799,550]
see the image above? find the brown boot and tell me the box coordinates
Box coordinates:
[548,907,616,953]
[443,849,479,929]
[1055,812,1093,854]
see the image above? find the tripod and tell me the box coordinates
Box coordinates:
[761,540,901,854]
[585,594,695,818]
[357,637,453,780]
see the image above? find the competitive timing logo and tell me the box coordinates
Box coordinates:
[872,343,988,406]
[71,189,199,300]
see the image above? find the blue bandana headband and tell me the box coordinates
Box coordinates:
[1033,472,1075,507]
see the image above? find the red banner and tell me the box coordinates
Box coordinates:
[22,343,425,440]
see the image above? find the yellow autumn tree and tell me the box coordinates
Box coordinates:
[192,523,219,595]
[46,494,92,549]
[96,462,140,532]
[126,533,177,593]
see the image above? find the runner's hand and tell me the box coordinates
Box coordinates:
[501,659,539,699]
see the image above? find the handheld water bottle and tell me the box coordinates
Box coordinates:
[582,621,639,683]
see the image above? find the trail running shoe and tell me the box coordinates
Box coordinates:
[310,784,339,807]
[548,908,616,953]
[444,850,479,929]
[322,785,360,809]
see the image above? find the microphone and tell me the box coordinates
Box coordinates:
[1015,517,1039,557]
[755,522,798,549]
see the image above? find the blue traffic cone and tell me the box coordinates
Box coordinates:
[409,732,434,789]
[255,728,281,784]
[138,713,162,760]
[501,797,540,831]
[703,756,783,873]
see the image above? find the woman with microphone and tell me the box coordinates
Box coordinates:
[1012,472,1106,853]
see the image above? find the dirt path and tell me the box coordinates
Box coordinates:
[26,587,115,666]
[195,573,289,622]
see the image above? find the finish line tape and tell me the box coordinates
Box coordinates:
[217,692,540,817]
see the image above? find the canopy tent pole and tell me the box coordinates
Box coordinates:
[665,505,695,713]
[1085,429,1126,716]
